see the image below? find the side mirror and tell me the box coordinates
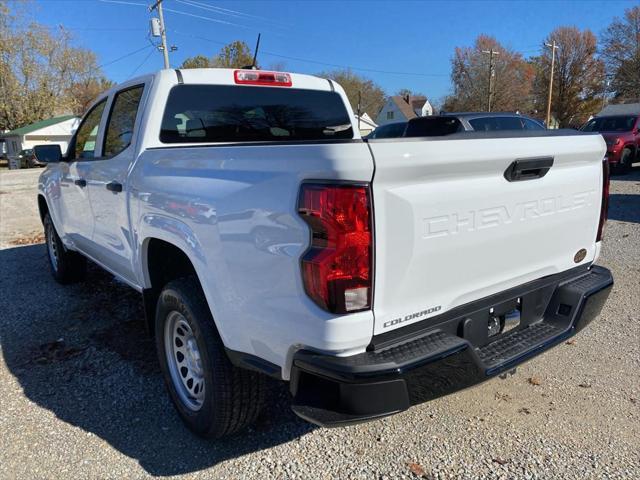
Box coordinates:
[34,144,62,163]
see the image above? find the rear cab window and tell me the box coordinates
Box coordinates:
[160,85,353,143]
[404,117,463,137]
[469,116,536,131]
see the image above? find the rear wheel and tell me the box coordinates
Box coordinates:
[43,213,86,284]
[612,148,632,174]
[155,276,265,438]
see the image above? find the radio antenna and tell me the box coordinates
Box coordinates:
[252,33,261,69]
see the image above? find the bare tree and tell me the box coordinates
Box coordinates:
[0,1,111,130]
[443,35,535,114]
[68,77,115,116]
[211,41,256,68]
[317,70,386,117]
[180,41,257,71]
[601,6,640,101]
[180,55,212,69]
[532,27,605,128]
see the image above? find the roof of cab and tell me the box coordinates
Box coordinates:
[159,68,335,91]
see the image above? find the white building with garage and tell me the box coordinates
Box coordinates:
[1,115,80,158]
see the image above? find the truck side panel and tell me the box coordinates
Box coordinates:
[129,141,375,379]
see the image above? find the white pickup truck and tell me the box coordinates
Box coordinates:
[35,68,613,438]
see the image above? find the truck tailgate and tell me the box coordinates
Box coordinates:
[368,132,606,335]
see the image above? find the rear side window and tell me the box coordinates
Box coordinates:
[160,85,353,143]
[523,118,545,130]
[404,117,463,137]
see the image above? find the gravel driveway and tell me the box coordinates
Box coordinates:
[0,167,638,479]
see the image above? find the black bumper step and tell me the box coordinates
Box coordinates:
[290,265,614,427]
[477,321,563,369]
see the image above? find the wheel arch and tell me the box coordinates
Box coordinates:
[141,236,205,336]
[37,194,49,225]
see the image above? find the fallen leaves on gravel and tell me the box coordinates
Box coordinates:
[492,458,509,465]
[566,339,576,345]
[407,462,428,478]
[9,232,45,245]
[578,382,592,388]
[495,392,512,402]
[528,376,542,386]
[518,407,531,415]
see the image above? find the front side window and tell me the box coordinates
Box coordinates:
[160,85,353,143]
[581,116,636,132]
[73,100,107,160]
[103,85,145,157]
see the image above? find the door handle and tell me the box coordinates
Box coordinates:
[504,156,554,182]
[106,181,123,193]
[74,179,86,187]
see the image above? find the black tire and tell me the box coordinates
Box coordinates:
[43,213,86,284]
[155,276,265,438]
[612,148,632,175]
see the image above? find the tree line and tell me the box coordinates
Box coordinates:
[444,7,639,127]
[180,6,638,128]
[0,1,113,131]
[1,0,637,132]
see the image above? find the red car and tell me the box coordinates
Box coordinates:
[581,114,640,174]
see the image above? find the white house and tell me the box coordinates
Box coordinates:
[375,95,433,126]
[598,102,640,116]
[1,115,80,158]
[354,112,378,137]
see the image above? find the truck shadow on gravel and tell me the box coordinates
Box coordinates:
[608,193,640,224]
[0,244,315,476]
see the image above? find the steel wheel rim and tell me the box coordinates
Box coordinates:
[164,311,206,411]
[46,222,59,271]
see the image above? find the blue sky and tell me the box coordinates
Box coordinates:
[28,0,636,102]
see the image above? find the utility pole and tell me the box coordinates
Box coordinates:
[150,0,170,69]
[357,90,362,132]
[482,49,500,112]
[545,40,559,128]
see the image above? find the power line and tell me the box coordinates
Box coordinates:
[96,44,154,71]
[175,0,289,27]
[171,31,449,78]
[162,6,259,30]
[98,0,147,6]
[129,46,156,77]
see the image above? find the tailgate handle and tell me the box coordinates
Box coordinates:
[504,157,554,182]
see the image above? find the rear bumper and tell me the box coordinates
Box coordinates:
[290,265,613,427]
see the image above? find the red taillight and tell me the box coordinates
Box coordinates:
[596,158,610,242]
[298,183,372,314]
[234,70,292,87]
